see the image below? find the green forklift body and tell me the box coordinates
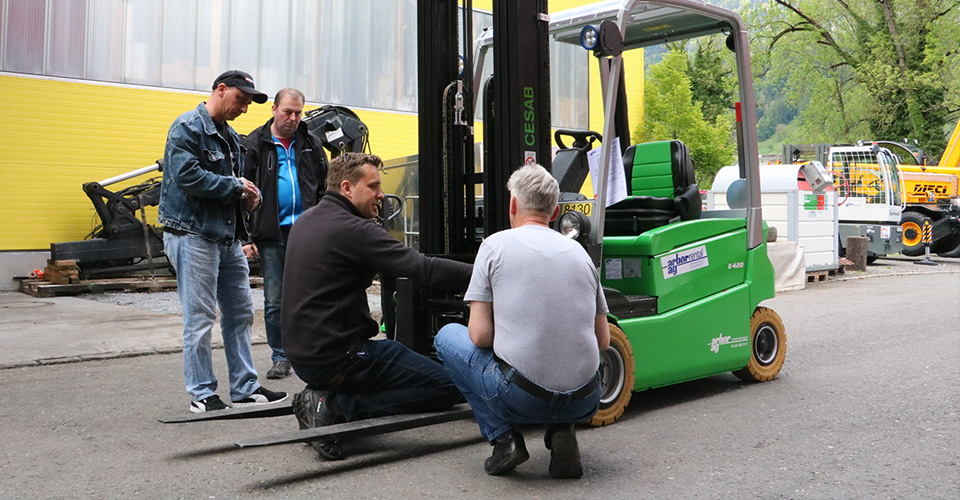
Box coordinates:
[601,219,776,390]
[602,218,747,313]
[620,281,751,390]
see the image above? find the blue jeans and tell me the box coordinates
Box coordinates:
[434,323,601,442]
[164,232,260,401]
[290,339,462,421]
[257,239,287,363]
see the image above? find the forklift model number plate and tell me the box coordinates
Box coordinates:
[561,201,593,216]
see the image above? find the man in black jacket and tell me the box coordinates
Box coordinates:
[243,88,329,379]
[282,152,471,460]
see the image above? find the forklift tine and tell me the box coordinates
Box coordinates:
[236,404,473,448]
[159,399,294,423]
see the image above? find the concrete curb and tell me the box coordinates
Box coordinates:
[0,338,269,371]
[835,268,959,282]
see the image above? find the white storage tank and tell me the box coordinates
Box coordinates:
[708,163,839,272]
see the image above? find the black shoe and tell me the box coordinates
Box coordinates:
[232,386,288,407]
[189,395,228,414]
[545,423,583,479]
[292,388,345,461]
[484,429,529,475]
[266,360,292,379]
[292,389,339,429]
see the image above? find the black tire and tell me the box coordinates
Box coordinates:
[588,324,635,427]
[900,212,929,257]
[936,235,960,258]
[733,307,786,382]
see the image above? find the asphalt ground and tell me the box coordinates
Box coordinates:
[0,255,956,499]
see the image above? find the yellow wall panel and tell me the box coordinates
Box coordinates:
[0,75,418,250]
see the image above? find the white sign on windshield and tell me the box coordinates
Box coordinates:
[587,136,628,207]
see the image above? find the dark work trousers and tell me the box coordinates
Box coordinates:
[291,338,463,421]
[256,225,290,363]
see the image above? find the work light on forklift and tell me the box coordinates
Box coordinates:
[579,25,599,51]
[559,210,590,241]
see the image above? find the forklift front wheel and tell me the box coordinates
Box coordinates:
[589,323,635,427]
[733,307,786,383]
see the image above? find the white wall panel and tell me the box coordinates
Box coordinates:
[123,0,161,85]
[84,0,124,81]
[47,0,86,77]
[159,0,198,88]
[1,0,586,119]
[3,0,45,73]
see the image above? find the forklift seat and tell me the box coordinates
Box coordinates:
[604,140,701,236]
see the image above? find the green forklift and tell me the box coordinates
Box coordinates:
[543,0,787,425]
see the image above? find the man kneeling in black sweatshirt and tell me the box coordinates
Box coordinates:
[281,152,471,460]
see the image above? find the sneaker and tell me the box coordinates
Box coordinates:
[266,360,293,379]
[544,423,583,479]
[190,395,228,414]
[292,388,344,461]
[232,386,288,407]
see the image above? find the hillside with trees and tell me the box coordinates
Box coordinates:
[634,0,959,182]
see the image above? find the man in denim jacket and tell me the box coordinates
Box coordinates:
[159,70,287,413]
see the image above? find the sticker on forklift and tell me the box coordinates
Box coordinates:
[708,334,749,353]
[880,226,891,239]
[661,245,709,279]
[623,258,642,278]
[560,202,592,216]
[605,258,622,280]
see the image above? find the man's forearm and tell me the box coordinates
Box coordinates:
[468,301,494,348]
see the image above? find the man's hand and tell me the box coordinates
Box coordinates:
[240,178,261,211]
[242,243,259,259]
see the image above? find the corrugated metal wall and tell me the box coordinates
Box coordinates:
[0,0,644,251]
[0,74,418,250]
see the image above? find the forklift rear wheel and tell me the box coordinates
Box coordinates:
[733,307,786,383]
[589,323,635,427]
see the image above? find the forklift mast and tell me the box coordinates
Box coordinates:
[417,0,552,252]
[389,0,553,354]
[487,0,553,234]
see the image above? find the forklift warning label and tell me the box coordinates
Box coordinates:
[662,245,709,279]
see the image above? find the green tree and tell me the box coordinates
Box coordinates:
[634,50,735,186]
[688,38,736,123]
[747,0,959,160]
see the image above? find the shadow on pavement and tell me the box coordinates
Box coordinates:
[252,434,486,489]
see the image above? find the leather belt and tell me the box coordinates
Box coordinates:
[496,358,599,402]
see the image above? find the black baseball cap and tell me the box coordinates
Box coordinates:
[212,70,268,104]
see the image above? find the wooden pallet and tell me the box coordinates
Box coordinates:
[19,276,264,298]
[805,267,840,283]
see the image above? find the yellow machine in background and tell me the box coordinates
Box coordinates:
[783,143,905,262]
[892,119,960,257]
